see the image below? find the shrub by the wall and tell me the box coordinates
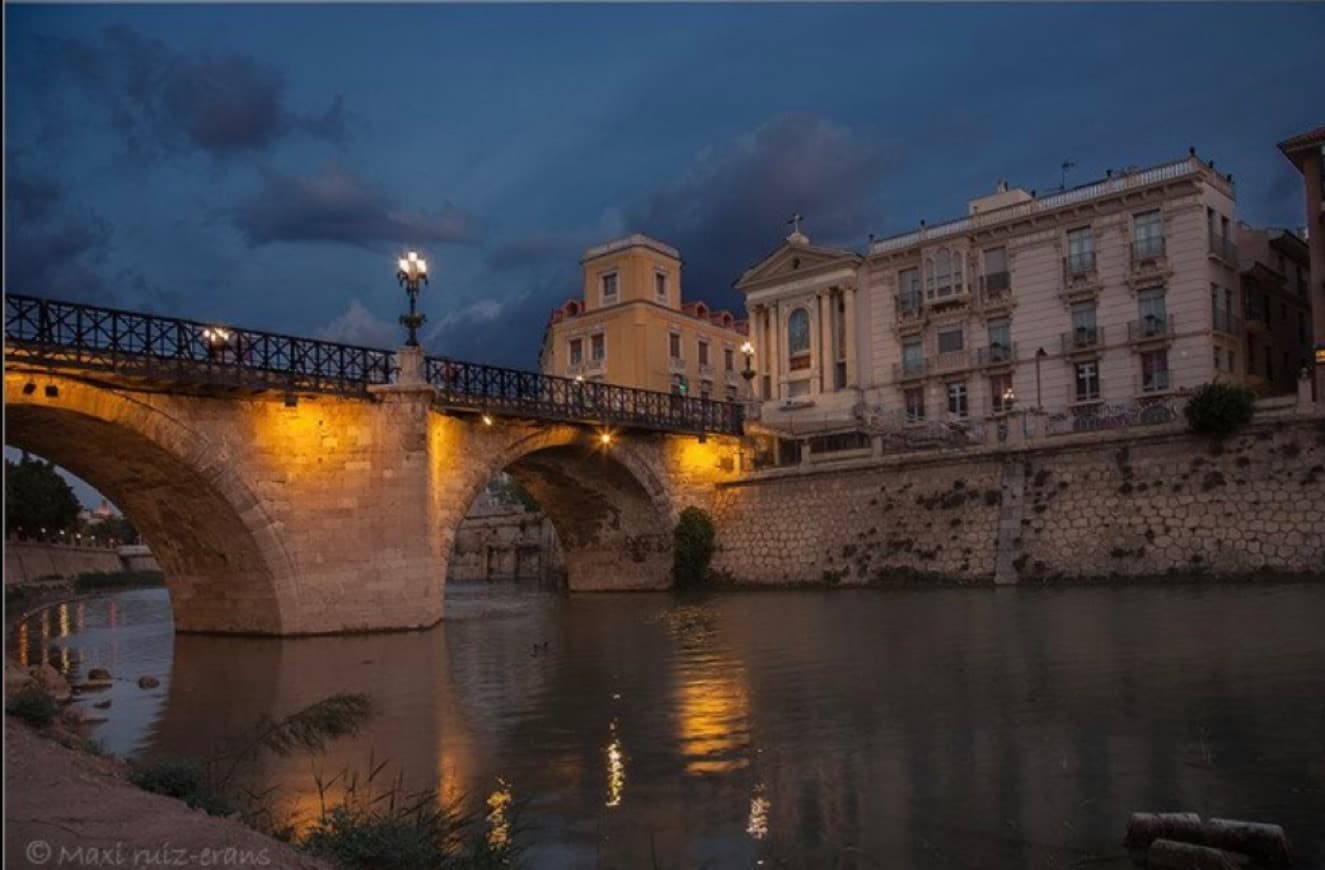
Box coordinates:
[1184,383,1254,437]
[673,507,716,587]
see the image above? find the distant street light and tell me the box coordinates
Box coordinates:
[202,326,232,359]
[396,251,429,347]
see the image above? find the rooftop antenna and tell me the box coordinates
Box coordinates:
[1060,160,1076,191]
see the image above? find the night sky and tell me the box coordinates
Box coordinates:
[5,3,1324,506]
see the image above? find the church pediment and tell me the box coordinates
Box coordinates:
[735,236,861,293]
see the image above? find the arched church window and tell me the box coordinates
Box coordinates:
[788,308,811,371]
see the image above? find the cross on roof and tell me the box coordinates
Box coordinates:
[786,213,804,235]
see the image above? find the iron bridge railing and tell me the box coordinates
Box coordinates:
[5,294,395,395]
[5,294,743,435]
[424,357,743,435]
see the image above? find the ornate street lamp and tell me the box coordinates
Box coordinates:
[740,341,756,399]
[1002,385,1016,410]
[202,326,232,359]
[396,251,429,347]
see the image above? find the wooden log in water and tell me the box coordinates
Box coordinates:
[1125,812,1204,849]
[1202,819,1293,866]
[1147,839,1247,870]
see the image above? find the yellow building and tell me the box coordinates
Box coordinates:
[539,234,750,400]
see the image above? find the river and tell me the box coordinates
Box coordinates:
[11,581,1325,869]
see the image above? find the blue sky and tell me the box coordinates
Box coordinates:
[5,3,1324,505]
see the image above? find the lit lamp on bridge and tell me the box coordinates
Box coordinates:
[740,341,756,399]
[396,251,429,348]
[201,326,232,360]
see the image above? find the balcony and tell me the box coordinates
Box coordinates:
[1208,231,1238,265]
[668,355,686,374]
[975,341,1016,367]
[724,368,740,386]
[1061,252,1101,301]
[892,358,929,382]
[1244,302,1267,334]
[1127,237,1172,287]
[1138,369,1172,395]
[894,294,924,329]
[978,271,1013,309]
[698,363,714,380]
[933,348,974,374]
[925,280,969,310]
[1212,309,1243,336]
[1060,325,1105,354]
[1127,314,1175,344]
[585,356,606,375]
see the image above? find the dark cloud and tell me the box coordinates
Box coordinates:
[5,171,115,303]
[6,173,63,223]
[626,113,891,305]
[485,234,582,272]
[36,24,346,163]
[231,163,483,249]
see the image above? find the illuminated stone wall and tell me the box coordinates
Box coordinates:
[711,416,1325,584]
[4,371,742,634]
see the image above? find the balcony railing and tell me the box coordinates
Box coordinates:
[979,272,1012,306]
[1131,236,1166,263]
[668,355,686,373]
[1208,231,1238,264]
[1212,310,1242,336]
[1138,369,1172,394]
[426,357,743,435]
[975,342,1016,366]
[4,293,394,395]
[1127,314,1175,342]
[895,294,924,326]
[933,348,973,373]
[1064,251,1096,276]
[892,358,929,381]
[1060,325,1105,353]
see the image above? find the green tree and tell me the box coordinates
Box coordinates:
[4,455,81,537]
[488,473,539,513]
[673,507,716,587]
[1183,382,1255,437]
[96,515,140,545]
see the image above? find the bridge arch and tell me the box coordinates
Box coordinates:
[4,373,298,633]
[436,421,678,591]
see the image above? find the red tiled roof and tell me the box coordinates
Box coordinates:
[1278,124,1325,152]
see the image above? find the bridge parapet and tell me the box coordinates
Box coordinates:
[6,294,742,436]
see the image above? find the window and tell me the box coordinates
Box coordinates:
[655,271,668,303]
[925,247,962,299]
[724,347,734,371]
[1134,210,1163,259]
[1067,227,1095,274]
[1141,350,1169,392]
[1137,287,1167,334]
[1265,347,1274,383]
[1075,361,1100,402]
[1071,302,1098,347]
[698,340,710,367]
[600,272,618,304]
[990,372,1014,413]
[987,318,1011,361]
[898,268,922,310]
[788,308,811,371]
[568,338,583,366]
[983,247,1009,291]
[937,327,964,354]
[725,385,738,402]
[905,387,925,422]
[902,338,925,377]
[669,332,682,360]
[946,381,969,418]
[590,333,605,361]
[700,380,712,399]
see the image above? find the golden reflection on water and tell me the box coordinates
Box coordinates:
[746,783,770,840]
[676,665,751,775]
[605,720,625,808]
[17,622,30,667]
[486,777,512,850]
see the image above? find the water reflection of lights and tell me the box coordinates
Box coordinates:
[486,778,512,851]
[605,720,626,808]
[746,783,770,840]
[17,622,30,667]
[677,672,750,775]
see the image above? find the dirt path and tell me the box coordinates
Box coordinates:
[4,720,330,869]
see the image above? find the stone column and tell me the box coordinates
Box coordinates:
[815,290,830,395]
[753,305,767,400]
[773,301,785,399]
[843,285,859,388]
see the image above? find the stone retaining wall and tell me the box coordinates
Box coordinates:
[711,415,1325,585]
[4,542,134,586]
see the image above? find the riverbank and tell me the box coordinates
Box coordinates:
[4,718,328,869]
[5,571,164,632]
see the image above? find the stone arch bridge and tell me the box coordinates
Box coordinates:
[4,295,745,635]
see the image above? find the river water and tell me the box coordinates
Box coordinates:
[11,582,1325,869]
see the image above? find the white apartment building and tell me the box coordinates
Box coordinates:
[739,153,1245,443]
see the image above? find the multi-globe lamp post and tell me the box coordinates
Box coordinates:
[396,251,429,347]
[740,341,756,400]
